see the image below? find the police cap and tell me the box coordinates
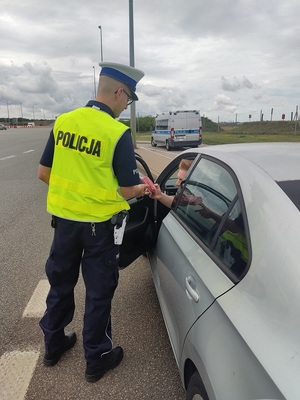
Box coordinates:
[99,61,144,101]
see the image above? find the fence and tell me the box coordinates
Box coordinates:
[210,107,299,124]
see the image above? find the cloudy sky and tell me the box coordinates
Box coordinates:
[0,0,299,123]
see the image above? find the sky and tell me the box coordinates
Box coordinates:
[0,0,299,123]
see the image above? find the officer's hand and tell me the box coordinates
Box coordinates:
[137,184,147,197]
[119,184,147,199]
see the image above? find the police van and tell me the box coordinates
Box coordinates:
[151,110,202,151]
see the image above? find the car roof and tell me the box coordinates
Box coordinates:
[186,142,300,182]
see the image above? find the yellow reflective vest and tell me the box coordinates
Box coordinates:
[47,107,130,222]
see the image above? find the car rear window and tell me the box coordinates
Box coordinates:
[277,180,300,211]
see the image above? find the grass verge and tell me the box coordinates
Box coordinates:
[135,131,300,145]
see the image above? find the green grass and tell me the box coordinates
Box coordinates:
[202,132,300,145]
[136,121,300,145]
[136,132,152,141]
[135,131,300,145]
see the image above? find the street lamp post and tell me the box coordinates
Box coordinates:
[92,66,97,99]
[129,0,137,148]
[6,100,10,123]
[20,104,23,126]
[98,26,103,62]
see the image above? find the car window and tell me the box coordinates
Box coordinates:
[160,156,196,196]
[277,180,300,211]
[174,157,249,280]
[212,199,249,279]
[175,159,236,246]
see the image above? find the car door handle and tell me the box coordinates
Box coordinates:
[185,276,199,303]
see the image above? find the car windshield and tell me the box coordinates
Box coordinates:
[277,180,300,211]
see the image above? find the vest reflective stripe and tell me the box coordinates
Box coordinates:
[50,174,121,201]
[48,193,128,216]
[47,107,130,222]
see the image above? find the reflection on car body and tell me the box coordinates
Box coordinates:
[121,143,300,400]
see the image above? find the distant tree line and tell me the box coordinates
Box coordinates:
[0,117,54,126]
[1,114,220,132]
[120,116,155,132]
[120,115,220,133]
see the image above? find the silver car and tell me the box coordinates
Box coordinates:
[0,124,7,130]
[121,143,300,400]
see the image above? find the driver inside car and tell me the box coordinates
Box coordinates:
[146,159,199,208]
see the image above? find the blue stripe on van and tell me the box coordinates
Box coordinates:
[153,130,170,135]
[153,129,199,135]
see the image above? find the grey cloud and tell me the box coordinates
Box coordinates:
[214,94,237,113]
[140,84,187,114]
[15,63,58,94]
[0,62,94,118]
[0,0,299,122]
[242,77,253,89]
[221,76,254,92]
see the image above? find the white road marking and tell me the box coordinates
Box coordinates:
[0,155,16,161]
[22,280,49,318]
[0,150,35,161]
[0,350,40,400]
[0,279,48,399]
[137,146,175,160]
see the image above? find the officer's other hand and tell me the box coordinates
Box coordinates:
[119,184,147,199]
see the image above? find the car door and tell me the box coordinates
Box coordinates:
[118,153,157,269]
[151,155,250,365]
[120,153,250,367]
[119,152,199,268]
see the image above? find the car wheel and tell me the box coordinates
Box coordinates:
[151,138,157,147]
[166,140,172,151]
[186,372,209,400]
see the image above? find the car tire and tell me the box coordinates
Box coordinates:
[151,138,157,147]
[186,372,209,400]
[166,140,172,151]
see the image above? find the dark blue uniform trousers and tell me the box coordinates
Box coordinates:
[39,217,119,368]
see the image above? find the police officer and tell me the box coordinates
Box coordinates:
[38,62,147,383]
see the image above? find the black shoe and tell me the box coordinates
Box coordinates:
[43,332,77,366]
[85,346,124,383]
